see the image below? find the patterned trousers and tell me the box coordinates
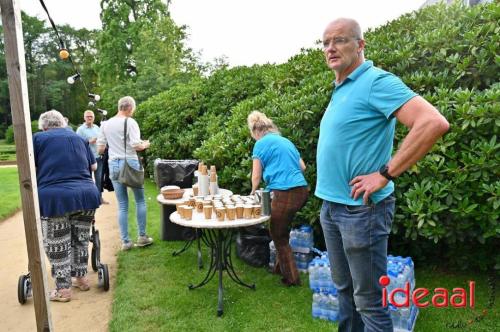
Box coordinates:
[270,186,309,285]
[41,210,95,289]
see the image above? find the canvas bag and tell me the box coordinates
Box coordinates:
[118,118,144,188]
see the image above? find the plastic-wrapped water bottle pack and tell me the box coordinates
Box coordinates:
[387,255,418,332]
[268,225,315,272]
[308,252,418,331]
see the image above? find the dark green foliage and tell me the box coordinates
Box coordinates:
[4,125,13,144]
[95,0,200,111]
[4,120,39,144]
[138,2,499,270]
[365,2,499,92]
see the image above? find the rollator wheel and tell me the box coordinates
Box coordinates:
[18,274,31,305]
[91,231,101,272]
[98,264,110,291]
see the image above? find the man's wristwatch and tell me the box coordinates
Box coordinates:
[379,164,396,181]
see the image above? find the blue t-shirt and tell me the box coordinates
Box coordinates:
[33,128,101,217]
[76,123,101,158]
[252,132,307,190]
[315,61,417,205]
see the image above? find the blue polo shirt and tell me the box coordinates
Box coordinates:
[315,61,417,205]
[34,128,100,217]
[252,132,307,190]
[76,123,101,158]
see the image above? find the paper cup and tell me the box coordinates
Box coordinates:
[252,204,262,218]
[192,184,199,196]
[184,206,193,220]
[203,205,213,219]
[195,200,204,213]
[215,207,226,221]
[236,205,244,219]
[188,198,196,208]
[226,206,236,220]
[243,205,253,219]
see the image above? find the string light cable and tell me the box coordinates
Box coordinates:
[38,0,101,107]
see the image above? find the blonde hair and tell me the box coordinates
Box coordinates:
[84,110,95,117]
[247,111,279,136]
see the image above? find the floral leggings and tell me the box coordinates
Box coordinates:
[41,210,95,289]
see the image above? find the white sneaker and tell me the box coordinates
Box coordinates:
[121,241,134,251]
[136,235,153,247]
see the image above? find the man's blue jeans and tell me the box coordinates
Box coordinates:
[320,195,395,332]
[109,159,147,244]
[94,156,103,194]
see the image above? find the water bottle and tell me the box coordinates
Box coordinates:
[289,229,297,248]
[297,253,304,272]
[326,263,335,291]
[308,260,318,289]
[387,269,398,294]
[322,290,330,320]
[389,304,401,330]
[328,291,339,321]
[316,261,325,289]
[400,306,410,331]
[312,290,321,318]
[302,225,313,249]
[395,271,407,304]
[269,241,276,269]
[319,292,328,320]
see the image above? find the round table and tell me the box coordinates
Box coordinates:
[170,211,270,317]
[156,188,233,268]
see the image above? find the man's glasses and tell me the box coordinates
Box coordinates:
[322,37,360,49]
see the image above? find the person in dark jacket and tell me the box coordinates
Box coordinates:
[34,110,101,302]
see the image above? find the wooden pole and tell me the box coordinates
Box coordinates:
[0,0,52,331]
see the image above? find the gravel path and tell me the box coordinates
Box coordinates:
[0,190,120,331]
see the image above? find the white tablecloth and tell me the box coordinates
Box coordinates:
[170,211,269,229]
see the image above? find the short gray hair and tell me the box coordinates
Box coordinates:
[38,110,65,130]
[118,96,136,112]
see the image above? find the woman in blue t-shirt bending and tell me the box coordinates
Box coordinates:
[248,111,309,286]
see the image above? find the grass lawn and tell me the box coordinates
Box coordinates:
[109,180,498,332]
[0,167,20,220]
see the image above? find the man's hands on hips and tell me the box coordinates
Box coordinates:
[350,172,389,205]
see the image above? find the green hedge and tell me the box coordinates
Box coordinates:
[137,2,499,270]
[5,120,39,144]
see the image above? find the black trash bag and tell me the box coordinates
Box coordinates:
[101,147,114,192]
[236,224,271,267]
[154,159,199,189]
[154,159,199,241]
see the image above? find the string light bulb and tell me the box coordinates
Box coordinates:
[67,73,80,84]
[59,48,69,60]
[88,93,101,102]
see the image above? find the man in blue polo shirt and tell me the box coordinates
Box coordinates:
[316,18,449,332]
[77,110,107,203]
